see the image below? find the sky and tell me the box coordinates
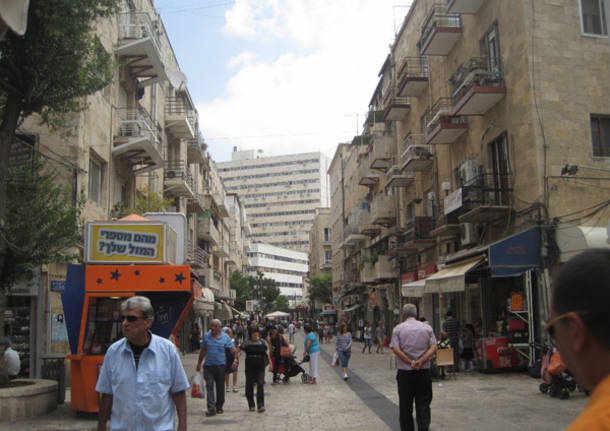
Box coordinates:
[156,0,412,163]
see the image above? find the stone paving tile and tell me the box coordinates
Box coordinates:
[0,331,588,431]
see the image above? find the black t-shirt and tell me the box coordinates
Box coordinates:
[239,339,268,373]
[129,337,151,369]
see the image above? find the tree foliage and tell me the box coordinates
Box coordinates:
[308,273,333,304]
[230,270,252,311]
[111,186,174,218]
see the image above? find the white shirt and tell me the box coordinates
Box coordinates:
[4,346,20,376]
[289,323,295,334]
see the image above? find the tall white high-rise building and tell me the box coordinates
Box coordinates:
[216,149,330,253]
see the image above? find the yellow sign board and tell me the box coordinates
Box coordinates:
[85,222,176,264]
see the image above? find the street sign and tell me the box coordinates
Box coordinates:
[246,300,258,312]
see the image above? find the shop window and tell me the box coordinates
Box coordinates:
[591,114,610,157]
[580,0,608,36]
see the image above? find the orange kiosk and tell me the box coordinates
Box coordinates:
[62,217,196,412]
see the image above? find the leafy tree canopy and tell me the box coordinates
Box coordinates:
[308,273,332,304]
[230,270,252,311]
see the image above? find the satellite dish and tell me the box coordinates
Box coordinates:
[168,70,187,90]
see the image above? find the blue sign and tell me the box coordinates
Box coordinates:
[50,280,65,292]
[489,227,540,277]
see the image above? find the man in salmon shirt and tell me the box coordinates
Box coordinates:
[547,249,610,430]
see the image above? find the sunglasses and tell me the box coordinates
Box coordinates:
[122,315,145,322]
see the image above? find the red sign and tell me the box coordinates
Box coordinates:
[417,264,437,280]
[401,271,417,286]
[323,304,335,312]
[368,290,378,307]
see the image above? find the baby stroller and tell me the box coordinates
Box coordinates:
[284,355,310,383]
[536,342,577,400]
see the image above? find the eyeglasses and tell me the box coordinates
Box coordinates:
[122,315,145,322]
[544,311,582,341]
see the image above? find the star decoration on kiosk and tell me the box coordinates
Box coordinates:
[97,278,103,285]
[175,273,185,284]
[134,270,140,276]
[110,269,121,281]
[159,277,165,284]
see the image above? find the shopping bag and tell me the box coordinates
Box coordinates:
[331,352,339,367]
[191,374,203,398]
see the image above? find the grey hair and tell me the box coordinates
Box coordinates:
[211,319,222,327]
[402,303,417,318]
[121,296,154,320]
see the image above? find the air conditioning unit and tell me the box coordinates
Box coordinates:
[459,159,478,186]
[460,223,477,246]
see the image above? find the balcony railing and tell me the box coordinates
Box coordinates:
[370,135,396,172]
[418,4,462,56]
[400,135,434,173]
[386,164,416,188]
[458,172,512,223]
[450,57,506,116]
[165,96,197,139]
[358,159,380,186]
[421,97,467,145]
[164,161,194,198]
[187,134,206,164]
[119,12,161,51]
[370,194,396,226]
[446,0,487,14]
[187,240,209,268]
[197,216,220,245]
[113,107,163,173]
[397,57,429,97]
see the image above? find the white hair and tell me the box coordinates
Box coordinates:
[402,303,417,318]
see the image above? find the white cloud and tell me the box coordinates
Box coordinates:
[201,0,410,162]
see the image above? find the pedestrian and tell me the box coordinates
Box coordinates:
[271,325,290,384]
[196,319,237,417]
[189,322,201,353]
[362,321,372,354]
[318,321,325,344]
[436,331,451,380]
[442,310,460,371]
[375,322,385,354]
[460,324,475,371]
[303,324,320,384]
[96,296,189,431]
[547,249,610,430]
[239,325,270,413]
[336,322,353,380]
[288,321,296,344]
[390,303,437,431]
[224,328,239,393]
[3,337,20,379]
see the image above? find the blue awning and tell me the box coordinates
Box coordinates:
[489,227,540,277]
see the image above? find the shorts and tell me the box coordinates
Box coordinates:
[338,350,351,368]
[364,338,372,347]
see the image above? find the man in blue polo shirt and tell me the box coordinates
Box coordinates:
[196,319,237,416]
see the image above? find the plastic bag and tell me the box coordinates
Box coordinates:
[191,374,203,398]
[331,352,339,367]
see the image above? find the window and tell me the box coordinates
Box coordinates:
[324,250,332,264]
[481,22,502,73]
[591,115,610,157]
[88,156,104,205]
[580,0,608,35]
[323,228,331,242]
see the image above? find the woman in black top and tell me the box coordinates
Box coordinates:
[239,325,270,413]
[271,325,289,384]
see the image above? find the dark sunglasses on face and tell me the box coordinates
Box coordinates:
[122,315,145,322]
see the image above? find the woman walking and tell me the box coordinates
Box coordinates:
[336,323,353,381]
[303,324,320,384]
[271,325,290,384]
[224,328,239,392]
[375,323,385,354]
[238,325,270,413]
[362,321,372,354]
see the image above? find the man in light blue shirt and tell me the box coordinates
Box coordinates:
[96,296,189,431]
[196,318,236,416]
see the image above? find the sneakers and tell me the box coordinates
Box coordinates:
[232,388,239,393]
[249,407,255,412]
[257,406,266,413]
[343,374,349,381]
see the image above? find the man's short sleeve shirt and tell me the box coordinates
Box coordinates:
[390,318,437,370]
[95,334,190,431]
[201,331,234,366]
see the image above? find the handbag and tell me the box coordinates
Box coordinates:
[331,352,339,367]
[302,354,310,363]
[280,345,292,358]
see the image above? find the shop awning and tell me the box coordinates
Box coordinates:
[489,227,540,277]
[214,301,233,321]
[401,280,425,298]
[556,224,610,263]
[321,309,337,316]
[425,256,485,293]
[202,287,214,303]
[193,298,214,313]
[341,304,361,313]
[231,306,247,318]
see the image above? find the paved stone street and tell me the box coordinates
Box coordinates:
[1,331,587,431]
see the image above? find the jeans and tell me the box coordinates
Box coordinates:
[338,349,351,368]
[245,368,265,409]
[396,369,433,431]
[204,365,226,413]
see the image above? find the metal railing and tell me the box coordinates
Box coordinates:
[397,56,429,83]
[450,56,505,103]
[164,161,194,190]
[461,172,512,209]
[401,143,434,164]
[115,107,163,154]
[418,4,461,53]
[118,12,162,55]
[404,216,435,242]
[165,96,197,131]
[420,97,467,134]
[187,240,209,267]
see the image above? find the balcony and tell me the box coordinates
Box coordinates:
[397,57,429,97]
[358,160,380,186]
[360,260,376,284]
[403,217,436,248]
[215,235,230,258]
[187,240,209,268]
[450,57,506,116]
[365,110,385,127]
[362,255,394,282]
[422,97,468,145]
[200,267,220,291]
[383,95,411,122]
[400,135,434,173]
[165,96,197,139]
[430,213,460,237]
[458,173,512,223]
[370,194,396,227]
[359,210,382,237]
[446,0,486,14]
[341,208,368,247]
[369,135,396,172]
[164,161,195,198]
[113,107,163,173]
[197,216,219,245]
[418,4,462,56]
[116,12,166,86]
[187,193,205,214]
[187,134,206,165]
[386,164,415,188]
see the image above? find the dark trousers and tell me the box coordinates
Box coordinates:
[397,369,433,431]
[204,365,225,413]
[245,368,265,409]
[450,340,459,371]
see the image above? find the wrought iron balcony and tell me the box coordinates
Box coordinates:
[369,135,396,172]
[116,12,165,86]
[446,0,486,14]
[397,57,429,97]
[430,213,461,237]
[113,107,163,173]
[386,164,415,188]
[187,240,209,268]
[187,193,205,214]
[422,97,468,145]
[187,134,206,165]
[164,161,195,198]
[165,96,197,139]
[458,172,512,223]
[400,134,434,173]
[418,4,462,56]
[450,57,506,116]
[382,92,412,122]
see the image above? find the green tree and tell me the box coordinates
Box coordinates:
[272,295,289,312]
[230,270,252,311]
[249,271,281,313]
[111,186,174,218]
[308,273,333,304]
[0,0,119,383]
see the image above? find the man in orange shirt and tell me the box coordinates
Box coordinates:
[547,249,610,430]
